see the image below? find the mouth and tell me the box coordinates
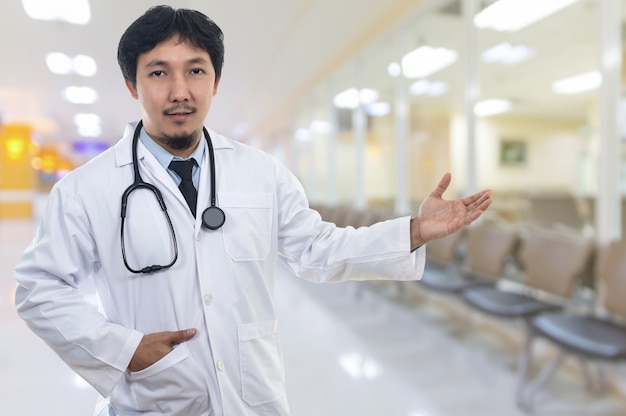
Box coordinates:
[164,106,196,121]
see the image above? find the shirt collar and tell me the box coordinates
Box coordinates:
[138,127,206,169]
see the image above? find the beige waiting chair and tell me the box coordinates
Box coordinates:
[517,240,626,412]
[462,227,594,319]
[419,221,519,294]
[524,193,586,230]
[459,227,594,411]
[425,229,464,268]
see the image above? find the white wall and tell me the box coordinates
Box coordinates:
[472,114,586,193]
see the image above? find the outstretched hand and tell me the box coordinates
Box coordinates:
[410,173,492,249]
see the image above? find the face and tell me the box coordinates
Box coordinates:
[125,36,220,157]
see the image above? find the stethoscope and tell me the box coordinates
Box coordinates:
[120,120,225,274]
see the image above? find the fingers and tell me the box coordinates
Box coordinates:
[129,329,197,372]
[431,172,452,198]
[167,328,197,346]
[461,210,483,228]
[462,189,492,209]
[477,193,493,211]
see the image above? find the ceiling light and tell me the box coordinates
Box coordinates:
[77,124,102,137]
[64,86,98,104]
[427,81,449,96]
[73,55,97,77]
[409,80,449,96]
[295,128,312,141]
[333,88,380,109]
[387,62,402,77]
[481,43,534,65]
[474,99,512,117]
[359,89,379,105]
[46,53,73,74]
[365,102,391,117]
[46,53,97,76]
[401,45,458,79]
[309,120,332,134]
[22,0,91,25]
[73,113,101,137]
[475,0,579,32]
[334,89,359,109]
[551,71,601,94]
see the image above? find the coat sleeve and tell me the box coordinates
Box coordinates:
[274,161,425,282]
[14,183,143,397]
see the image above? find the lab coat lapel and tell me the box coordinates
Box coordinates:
[113,122,195,222]
[112,124,234,225]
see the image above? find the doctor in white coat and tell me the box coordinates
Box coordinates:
[14,5,492,416]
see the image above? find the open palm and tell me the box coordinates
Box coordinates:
[412,173,492,247]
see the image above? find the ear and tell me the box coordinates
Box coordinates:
[213,77,221,96]
[125,79,139,100]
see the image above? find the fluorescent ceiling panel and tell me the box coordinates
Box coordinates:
[474,99,512,117]
[64,86,98,104]
[481,43,534,65]
[46,53,97,76]
[365,102,391,117]
[334,88,380,109]
[401,46,458,79]
[475,0,579,32]
[387,62,402,77]
[309,120,332,134]
[22,0,91,24]
[409,80,449,96]
[552,71,601,94]
[46,53,73,74]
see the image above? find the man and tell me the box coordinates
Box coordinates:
[15,5,492,416]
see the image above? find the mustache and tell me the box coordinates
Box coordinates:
[163,104,196,115]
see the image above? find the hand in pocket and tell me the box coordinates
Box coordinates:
[129,328,197,372]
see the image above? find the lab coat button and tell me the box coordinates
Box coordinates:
[196,233,202,241]
[203,294,213,305]
[216,360,224,371]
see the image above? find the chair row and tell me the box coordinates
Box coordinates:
[310,203,626,411]
[421,220,626,412]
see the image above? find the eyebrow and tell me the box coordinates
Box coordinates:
[144,57,211,68]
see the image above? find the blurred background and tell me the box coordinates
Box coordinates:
[2,0,626,415]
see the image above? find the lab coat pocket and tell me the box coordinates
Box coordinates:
[127,342,190,381]
[220,193,272,261]
[238,319,284,406]
[111,343,210,414]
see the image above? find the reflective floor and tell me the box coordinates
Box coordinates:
[2,218,626,415]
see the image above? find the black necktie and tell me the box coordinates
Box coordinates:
[169,159,197,216]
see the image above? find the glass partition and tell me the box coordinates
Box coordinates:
[291,0,623,236]
[475,0,599,228]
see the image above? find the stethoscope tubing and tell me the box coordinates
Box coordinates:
[120,121,224,273]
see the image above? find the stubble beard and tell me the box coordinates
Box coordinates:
[159,129,199,151]
[159,103,200,151]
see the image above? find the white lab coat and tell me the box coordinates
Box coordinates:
[15,122,425,416]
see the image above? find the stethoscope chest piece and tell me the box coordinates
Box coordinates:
[202,206,225,230]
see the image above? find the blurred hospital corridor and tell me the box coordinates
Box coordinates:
[2,217,626,416]
[4,0,626,414]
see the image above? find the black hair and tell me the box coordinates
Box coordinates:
[117,5,224,87]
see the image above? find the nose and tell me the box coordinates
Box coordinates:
[168,74,190,102]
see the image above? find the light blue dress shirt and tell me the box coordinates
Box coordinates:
[139,127,205,189]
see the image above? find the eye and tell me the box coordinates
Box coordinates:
[191,68,206,75]
[151,70,165,77]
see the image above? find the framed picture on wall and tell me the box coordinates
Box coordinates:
[500,139,527,166]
